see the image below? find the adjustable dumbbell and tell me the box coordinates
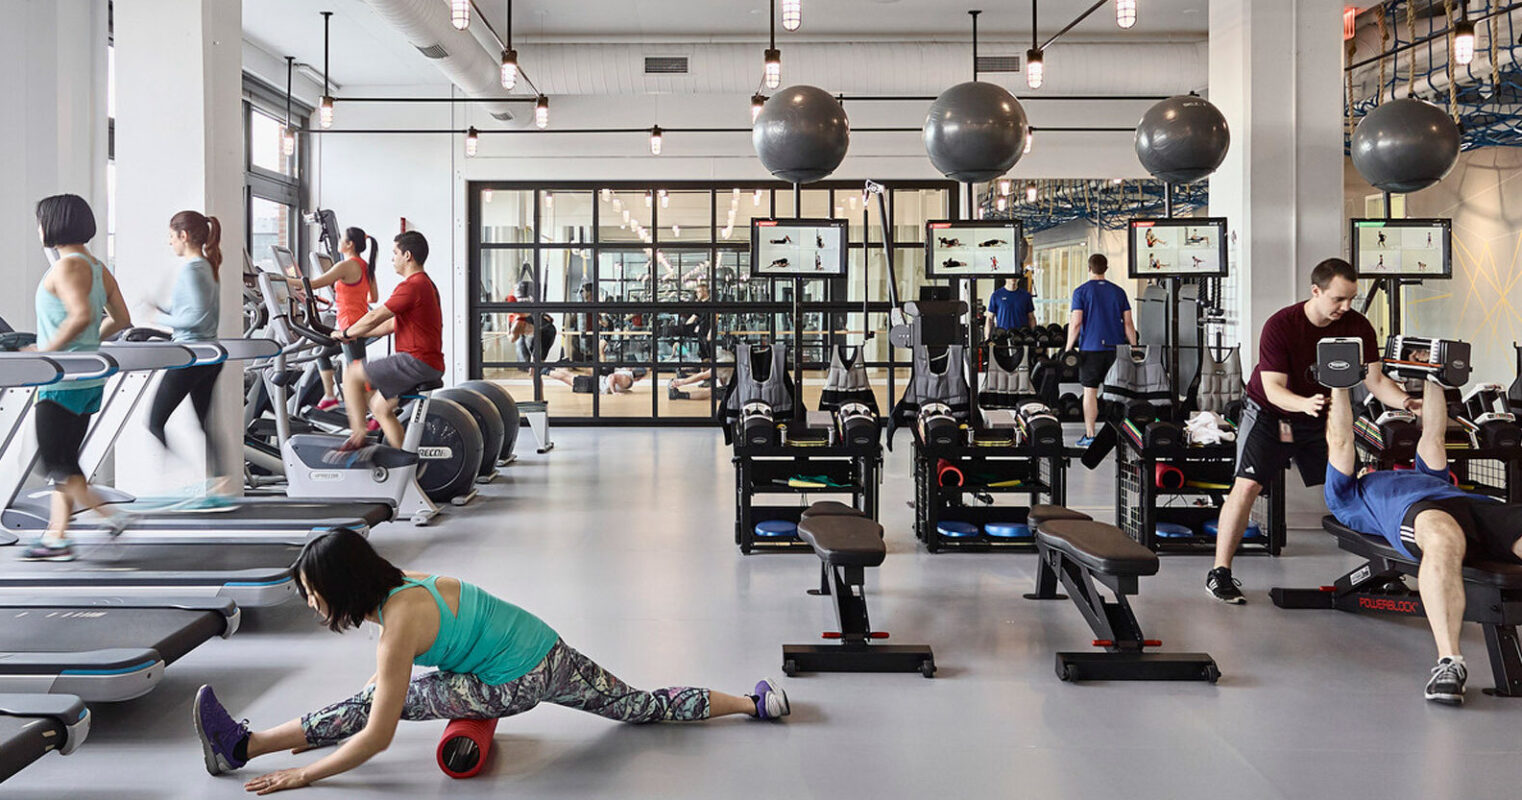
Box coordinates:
[1383,335,1471,387]
[1359,395,1420,457]
[739,401,777,446]
[1312,337,1366,389]
[835,402,880,446]
[1462,383,1522,450]
[918,402,960,446]
[1017,401,1064,453]
[1143,420,1183,452]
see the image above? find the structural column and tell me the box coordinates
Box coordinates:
[114,0,244,493]
[1209,0,1345,367]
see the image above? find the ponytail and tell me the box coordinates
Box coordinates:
[365,236,379,294]
[169,210,221,281]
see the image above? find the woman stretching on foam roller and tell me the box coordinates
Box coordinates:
[193,529,789,793]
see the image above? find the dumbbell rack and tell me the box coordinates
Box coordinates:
[731,440,883,555]
[1355,440,1522,503]
[911,439,1070,553]
[1113,435,1286,555]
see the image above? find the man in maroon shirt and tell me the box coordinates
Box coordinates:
[335,231,446,450]
[1206,258,1417,604]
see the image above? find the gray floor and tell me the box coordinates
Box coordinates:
[8,427,1520,799]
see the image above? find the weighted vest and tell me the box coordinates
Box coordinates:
[1195,346,1243,415]
[889,345,969,444]
[819,345,878,414]
[1101,345,1172,409]
[979,345,1034,409]
[718,343,795,428]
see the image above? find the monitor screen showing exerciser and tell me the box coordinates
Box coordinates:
[750,218,847,277]
[270,245,299,277]
[924,220,1023,278]
[1128,218,1228,278]
[1351,218,1452,278]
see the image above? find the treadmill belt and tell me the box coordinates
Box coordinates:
[0,606,228,665]
[0,717,59,782]
[0,543,299,587]
[66,502,392,529]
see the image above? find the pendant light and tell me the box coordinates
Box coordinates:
[1025,129,1034,154]
[1025,2,1043,91]
[282,56,296,156]
[319,12,335,128]
[534,95,549,128]
[996,196,1008,211]
[751,93,767,123]
[754,188,764,206]
[1453,16,1477,66]
[499,1,518,88]
[465,126,479,157]
[782,0,802,31]
[649,125,663,156]
[763,1,782,89]
[451,0,470,30]
[998,179,1012,196]
[1116,0,1137,29]
[544,191,553,208]
[1025,182,1038,202]
[646,190,654,208]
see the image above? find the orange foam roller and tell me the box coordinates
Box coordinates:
[437,718,498,779]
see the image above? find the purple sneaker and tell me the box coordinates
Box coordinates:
[753,678,790,720]
[193,685,250,775]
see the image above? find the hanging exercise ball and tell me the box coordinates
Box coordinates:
[752,86,850,184]
[1349,98,1461,193]
[1134,94,1230,184]
[922,81,1029,183]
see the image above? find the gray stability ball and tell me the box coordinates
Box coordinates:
[1134,95,1230,184]
[752,86,850,184]
[1350,98,1461,193]
[923,81,1029,183]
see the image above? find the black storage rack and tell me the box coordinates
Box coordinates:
[911,439,1071,553]
[1113,434,1286,555]
[732,440,882,554]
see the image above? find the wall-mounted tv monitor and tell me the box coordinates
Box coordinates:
[1350,218,1452,279]
[750,218,847,277]
[1128,217,1228,279]
[924,220,1024,278]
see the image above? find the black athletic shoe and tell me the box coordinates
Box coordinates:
[1206,567,1246,604]
[1425,657,1467,705]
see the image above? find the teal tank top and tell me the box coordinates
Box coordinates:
[379,576,559,685]
[35,253,108,415]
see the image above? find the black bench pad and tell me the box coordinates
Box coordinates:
[1038,520,1159,577]
[800,501,867,520]
[798,516,886,568]
[1322,516,1522,589]
[1029,505,1093,527]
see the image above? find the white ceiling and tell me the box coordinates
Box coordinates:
[243,0,1209,88]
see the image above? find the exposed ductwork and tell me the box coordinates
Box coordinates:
[498,40,1205,96]
[360,0,520,120]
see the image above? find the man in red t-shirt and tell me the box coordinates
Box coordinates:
[1206,257,1416,604]
[335,231,445,450]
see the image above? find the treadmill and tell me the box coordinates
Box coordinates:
[0,595,239,701]
[0,542,302,607]
[0,339,393,544]
[0,694,88,783]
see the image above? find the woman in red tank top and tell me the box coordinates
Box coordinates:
[286,227,379,408]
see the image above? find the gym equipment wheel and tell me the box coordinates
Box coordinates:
[415,398,485,503]
[436,387,505,483]
[920,659,937,678]
[782,659,798,677]
[459,380,521,465]
[1203,664,1221,683]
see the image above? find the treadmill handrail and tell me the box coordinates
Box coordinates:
[0,693,88,724]
[184,342,230,366]
[219,338,280,362]
[0,354,63,388]
[99,342,197,371]
[0,595,238,616]
[45,352,119,381]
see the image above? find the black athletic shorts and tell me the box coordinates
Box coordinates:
[35,400,91,483]
[1402,496,1522,563]
[366,353,445,400]
[1234,398,1328,485]
[1078,350,1117,388]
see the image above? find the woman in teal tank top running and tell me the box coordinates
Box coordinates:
[193,529,789,792]
[21,195,133,562]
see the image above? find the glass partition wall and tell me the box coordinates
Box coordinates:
[469,181,957,425]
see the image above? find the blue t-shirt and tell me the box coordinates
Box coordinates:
[1069,279,1131,352]
[1324,455,1488,559]
[988,287,1035,330]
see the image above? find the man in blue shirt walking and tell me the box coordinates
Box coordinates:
[1063,254,1136,446]
[1325,374,1522,705]
[984,274,1037,340]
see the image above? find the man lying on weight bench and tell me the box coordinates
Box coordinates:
[1324,372,1522,705]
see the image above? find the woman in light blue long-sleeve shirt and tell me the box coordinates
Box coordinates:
[148,210,228,502]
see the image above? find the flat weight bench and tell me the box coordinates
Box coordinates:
[1272,516,1522,697]
[783,506,936,678]
[1028,507,1220,683]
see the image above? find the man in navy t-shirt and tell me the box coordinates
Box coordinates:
[1325,375,1522,705]
[984,275,1036,339]
[1063,254,1136,446]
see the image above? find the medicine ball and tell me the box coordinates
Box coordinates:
[1134,94,1230,184]
[923,81,1030,183]
[1350,98,1461,193]
[753,86,850,183]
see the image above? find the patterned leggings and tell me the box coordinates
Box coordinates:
[301,639,710,746]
